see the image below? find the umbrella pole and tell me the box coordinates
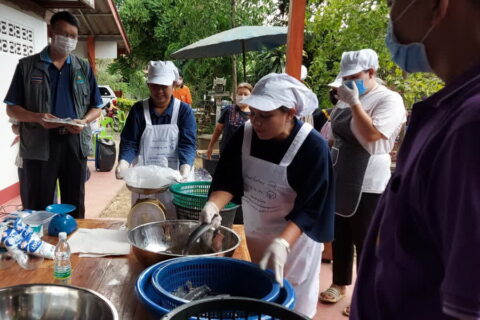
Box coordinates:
[242,40,246,82]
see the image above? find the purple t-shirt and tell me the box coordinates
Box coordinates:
[351,64,480,320]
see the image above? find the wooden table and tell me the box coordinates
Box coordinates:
[0,219,251,319]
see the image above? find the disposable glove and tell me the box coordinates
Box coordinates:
[337,80,361,107]
[179,164,191,181]
[199,201,222,229]
[259,237,290,287]
[115,159,130,180]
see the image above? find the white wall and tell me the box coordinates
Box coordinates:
[73,40,117,59]
[95,40,117,59]
[73,40,88,59]
[0,2,47,191]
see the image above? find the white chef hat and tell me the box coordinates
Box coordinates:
[338,48,379,78]
[147,61,178,86]
[281,65,308,81]
[241,73,318,117]
[300,65,308,81]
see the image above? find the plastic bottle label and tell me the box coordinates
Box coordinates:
[54,266,71,279]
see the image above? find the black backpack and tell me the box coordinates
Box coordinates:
[95,137,116,172]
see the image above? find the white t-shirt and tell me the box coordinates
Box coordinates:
[333,84,406,193]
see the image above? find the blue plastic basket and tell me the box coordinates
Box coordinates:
[150,257,280,310]
[135,261,170,317]
[135,260,295,319]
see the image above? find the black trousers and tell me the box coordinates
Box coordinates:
[18,168,28,207]
[22,130,87,218]
[332,192,380,286]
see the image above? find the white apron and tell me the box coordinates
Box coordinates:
[241,121,323,318]
[131,98,181,219]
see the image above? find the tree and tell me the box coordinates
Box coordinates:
[305,0,443,109]
[112,0,279,104]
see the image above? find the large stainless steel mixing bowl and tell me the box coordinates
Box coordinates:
[0,284,118,320]
[128,220,241,266]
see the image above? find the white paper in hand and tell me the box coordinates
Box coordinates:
[123,165,182,188]
[43,117,85,127]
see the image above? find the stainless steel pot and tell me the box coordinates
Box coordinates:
[0,284,118,320]
[127,220,241,266]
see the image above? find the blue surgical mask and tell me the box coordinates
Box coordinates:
[344,79,368,96]
[385,0,435,73]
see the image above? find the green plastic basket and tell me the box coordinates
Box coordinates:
[170,182,239,228]
[170,181,237,210]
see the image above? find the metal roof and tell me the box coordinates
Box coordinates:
[34,0,130,53]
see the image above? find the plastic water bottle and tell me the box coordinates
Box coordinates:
[53,232,71,284]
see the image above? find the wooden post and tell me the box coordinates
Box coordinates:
[87,36,96,74]
[285,0,307,80]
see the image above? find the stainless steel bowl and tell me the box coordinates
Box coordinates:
[128,220,241,266]
[0,284,118,320]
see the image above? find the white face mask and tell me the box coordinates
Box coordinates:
[236,95,248,103]
[52,35,77,55]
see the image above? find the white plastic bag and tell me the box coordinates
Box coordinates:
[123,165,182,188]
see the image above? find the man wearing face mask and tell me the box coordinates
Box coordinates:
[351,1,480,319]
[319,49,406,317]
[4,11,102,218]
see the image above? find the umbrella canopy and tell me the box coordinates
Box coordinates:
[171,26,287,59]
[171,26,288,80]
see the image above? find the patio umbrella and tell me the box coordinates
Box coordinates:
[171,26,288,81]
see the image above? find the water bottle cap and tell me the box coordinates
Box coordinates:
[58,232,67,240]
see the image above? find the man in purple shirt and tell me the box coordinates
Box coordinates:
[351,0,480,319]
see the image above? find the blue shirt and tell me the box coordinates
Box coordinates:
[4,46,102,118]
[119,97,197,166]
[351,63,480,320]
[210,119,335,242]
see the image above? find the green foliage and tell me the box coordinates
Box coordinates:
[112,0,445,111]
[116,97,136,112]
[112,0,280,106]
[95,58,149,100]
[305,0,444,109]
[248,47,286,83]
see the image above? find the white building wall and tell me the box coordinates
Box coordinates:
[73,40,87,59]
[95,40,117,59]
[0,2,47,192]
[73,39,117,59]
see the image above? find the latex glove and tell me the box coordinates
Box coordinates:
[115,159,130,180]
[259,237,290,287]
[337,81,360,106]
[179,164,191,181]
[199,201,221,229]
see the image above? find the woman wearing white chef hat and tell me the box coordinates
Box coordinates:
[199,73,335,317]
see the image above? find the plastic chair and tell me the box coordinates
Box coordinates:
[162,297,310,320]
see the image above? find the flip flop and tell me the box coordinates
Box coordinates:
[343,305,350,317]
[319,287,345,303]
